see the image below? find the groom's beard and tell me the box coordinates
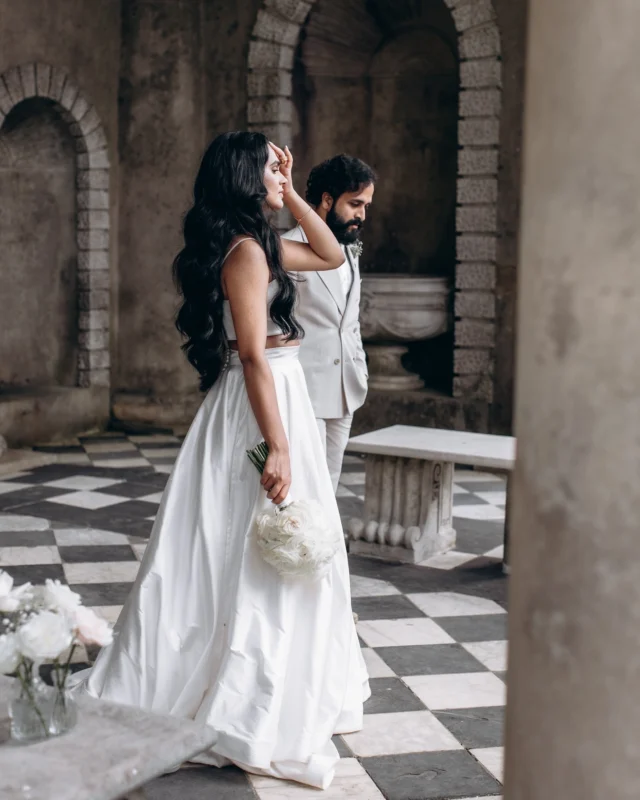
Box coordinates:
[327,206,363,245]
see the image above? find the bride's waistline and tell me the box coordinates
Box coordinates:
[228,345,301,367]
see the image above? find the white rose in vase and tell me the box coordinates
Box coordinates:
[17,611,73,662]
[0,570,13,598]
[0,570,32,613]
[43,580,81,614]
[0,633,19,674]
[74,607,113,647]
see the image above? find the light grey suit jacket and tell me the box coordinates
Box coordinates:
[282,225,368,419]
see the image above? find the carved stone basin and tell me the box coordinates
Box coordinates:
[359,274,451,391]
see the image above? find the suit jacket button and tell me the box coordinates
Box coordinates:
[334,358,340,365]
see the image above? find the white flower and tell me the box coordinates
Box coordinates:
[74,607,113,647]
[43,580,81,614]
[0,570,18,613]
[0,633,19,674]
[255,500,341,579]
[0,596,19,614]
[0,570,13,597]
[17,611,73,661]
[0,571,32,613]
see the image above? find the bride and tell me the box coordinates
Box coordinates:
[71,131,370,789]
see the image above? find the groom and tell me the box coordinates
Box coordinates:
[283,154,376,492]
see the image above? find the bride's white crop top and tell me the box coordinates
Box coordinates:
[223,280,283,340]
[221,238,284,340]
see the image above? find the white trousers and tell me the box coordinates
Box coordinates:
[315,415,354,493]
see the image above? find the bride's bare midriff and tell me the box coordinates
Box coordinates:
[229,334,300,351]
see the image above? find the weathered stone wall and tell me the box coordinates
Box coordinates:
[0,0,120,145]
[116,0,205,402]
[0,0,119,443]
[0,99,78,389]
[292,1,459,279]
[491,0,527,434]
[114,0,263,421]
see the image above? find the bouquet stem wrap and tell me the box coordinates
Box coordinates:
[246,442,341,579]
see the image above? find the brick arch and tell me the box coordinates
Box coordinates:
[0,63,110,390]
[247,0,501,403]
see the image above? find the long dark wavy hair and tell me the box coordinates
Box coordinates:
[172,131,303,391]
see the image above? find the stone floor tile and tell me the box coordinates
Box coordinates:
[0,545,61,566]
[361,750,502,799]
[67,582,134,606]
[462,641,508,672]
[249,758,386,799]
[419,551,478,570]
[58,545,136,563]
[352,595,427,621]
[407,592,506,618]
[53,528,131,546]
[361,648,395,678]
[434,707,505,749]
[470,746,504,783]
[43,476,125,491]
[364,677,426,715]
[350,574,401,598]
[377,644,487,677]
[405,673,507,710]
[357,618,454,648]
[435,615,508,643]
[342,710,462,757]
[145,765,255,800]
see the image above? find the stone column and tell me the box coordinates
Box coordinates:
[505,1,640,798]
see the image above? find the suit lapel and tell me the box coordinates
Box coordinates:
[318,259,347,315]
[343,245,360,319]
[298,226,347,315]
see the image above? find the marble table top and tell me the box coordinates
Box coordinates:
[0,676,216,800]
[347,425,516,471]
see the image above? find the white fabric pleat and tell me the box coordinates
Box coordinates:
[70,346,370,789]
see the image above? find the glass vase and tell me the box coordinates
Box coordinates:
[48,669,77,736]
[9,662,52,743]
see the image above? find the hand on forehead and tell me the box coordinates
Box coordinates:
[269,142,287,163]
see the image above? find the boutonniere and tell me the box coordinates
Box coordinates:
[349,241,363,259]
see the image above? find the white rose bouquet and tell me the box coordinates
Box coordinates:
[0,570,113,740]
[247,442,341,579]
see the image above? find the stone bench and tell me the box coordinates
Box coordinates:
[345,424,515,568]
[0,675,217,799]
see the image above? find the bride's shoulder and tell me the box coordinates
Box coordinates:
[222,239,269,291]
[224,237,265,265]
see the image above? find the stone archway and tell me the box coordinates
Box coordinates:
[0,63,111,392]
[247,0,501,404]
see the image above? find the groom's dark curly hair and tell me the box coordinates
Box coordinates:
[305,154,377,206]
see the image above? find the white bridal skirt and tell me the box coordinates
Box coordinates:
[70,346,370,789]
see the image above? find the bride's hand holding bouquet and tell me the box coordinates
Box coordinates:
[247,442,341,580]
[260,439,291,508]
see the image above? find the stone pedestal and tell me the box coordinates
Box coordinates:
[360,274,451,391]
[347,454,456,564]
[364,344,424,391]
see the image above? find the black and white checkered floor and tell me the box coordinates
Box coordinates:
[0,433,507,800]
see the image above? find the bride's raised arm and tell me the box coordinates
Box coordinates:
[270,143,344,273]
